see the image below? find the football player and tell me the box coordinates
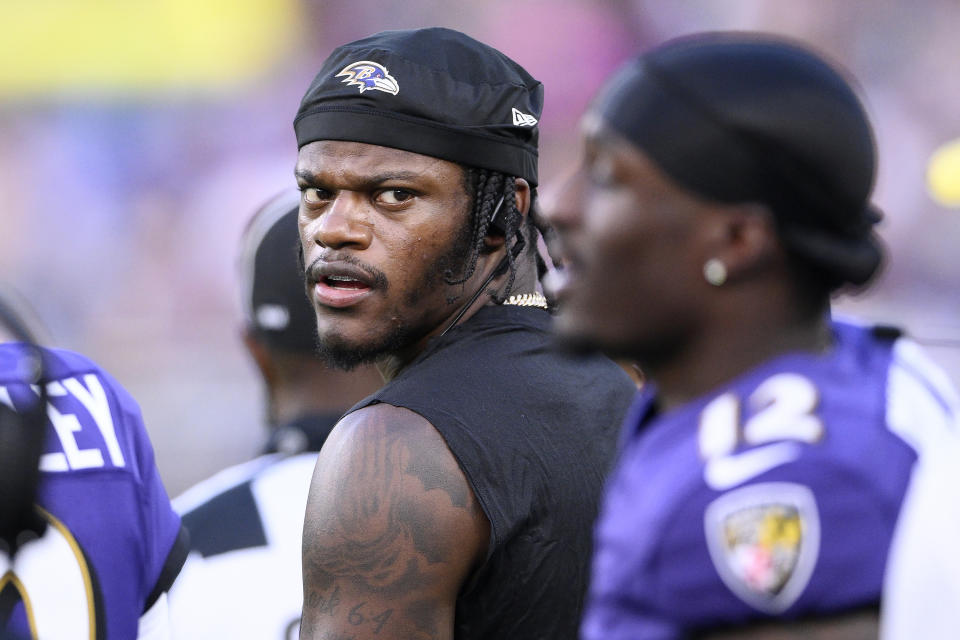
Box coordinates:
[293,27,636,640]
[0,287,189,639]
[544,32,960,639]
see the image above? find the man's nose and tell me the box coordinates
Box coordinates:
[310,193,372,250]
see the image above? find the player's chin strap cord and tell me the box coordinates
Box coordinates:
[0,296,49,556]
[440,197,525,337]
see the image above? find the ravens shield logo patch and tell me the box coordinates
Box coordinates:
[704,482,820,613]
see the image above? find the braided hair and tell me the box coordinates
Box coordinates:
[446,166,552,303]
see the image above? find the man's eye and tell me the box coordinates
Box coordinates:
[378,189,414,205]
[302,187,331,204]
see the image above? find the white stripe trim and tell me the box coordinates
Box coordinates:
[172,454,281,515]
[886,338,959,453]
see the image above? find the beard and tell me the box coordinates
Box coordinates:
[313,219,476,371]
[313,322,414,371]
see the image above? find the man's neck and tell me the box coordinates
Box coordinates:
[373,294,490,382]
[376,252,538,383]
[375,354,407,383]
[649,312,832,413]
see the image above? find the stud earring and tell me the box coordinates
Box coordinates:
[703,258,728,286]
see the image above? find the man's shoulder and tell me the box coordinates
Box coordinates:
[315,404,487,530]
[385,309,635,404]
[301,401,490,637]
[359,315,634,479]
[334,402,451,452]
[595,332,933,634]
[1,343,98,379]
[1,344,135,418]
[597,438,912,634]
[0,343,160,480]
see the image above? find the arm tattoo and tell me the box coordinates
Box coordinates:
[301,406,488,639]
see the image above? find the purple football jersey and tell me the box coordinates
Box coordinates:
[582,321,958,639]
[0,344,187,639]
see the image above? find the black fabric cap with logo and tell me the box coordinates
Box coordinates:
[294,27,543,185]
[593,32,883,287]
[239,190,318,353]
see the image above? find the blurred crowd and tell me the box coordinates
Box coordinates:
[1,0,958,494]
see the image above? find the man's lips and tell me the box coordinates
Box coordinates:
[313,279,372,308]
[307,260,378,309]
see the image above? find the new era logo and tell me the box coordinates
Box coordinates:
[512,108,538,127]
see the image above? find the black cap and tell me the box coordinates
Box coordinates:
[294,27,543,185]
[239,190,317,353]
[593,32,883,287]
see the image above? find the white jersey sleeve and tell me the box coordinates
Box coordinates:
[168,453,318,639]
[881,339,960,640]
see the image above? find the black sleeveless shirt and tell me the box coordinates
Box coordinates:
[349,304,636,640]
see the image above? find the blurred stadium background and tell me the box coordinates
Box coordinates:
[2,0,959,494]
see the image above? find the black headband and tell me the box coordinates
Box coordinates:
[295,28,542,185]
[594,34,883,285]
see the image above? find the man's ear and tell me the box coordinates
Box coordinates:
[483,178,531,251]
[514,178,531,218]
[705,203,781,281]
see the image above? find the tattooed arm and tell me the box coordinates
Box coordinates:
[300,403,490,640]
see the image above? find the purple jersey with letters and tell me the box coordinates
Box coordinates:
[0,344,187,639]
[582,320,960,639]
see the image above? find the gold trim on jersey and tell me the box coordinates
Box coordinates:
[37,505,96,640]
[0,571,39,638]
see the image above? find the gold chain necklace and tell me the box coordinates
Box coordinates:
[502,292,548,309]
